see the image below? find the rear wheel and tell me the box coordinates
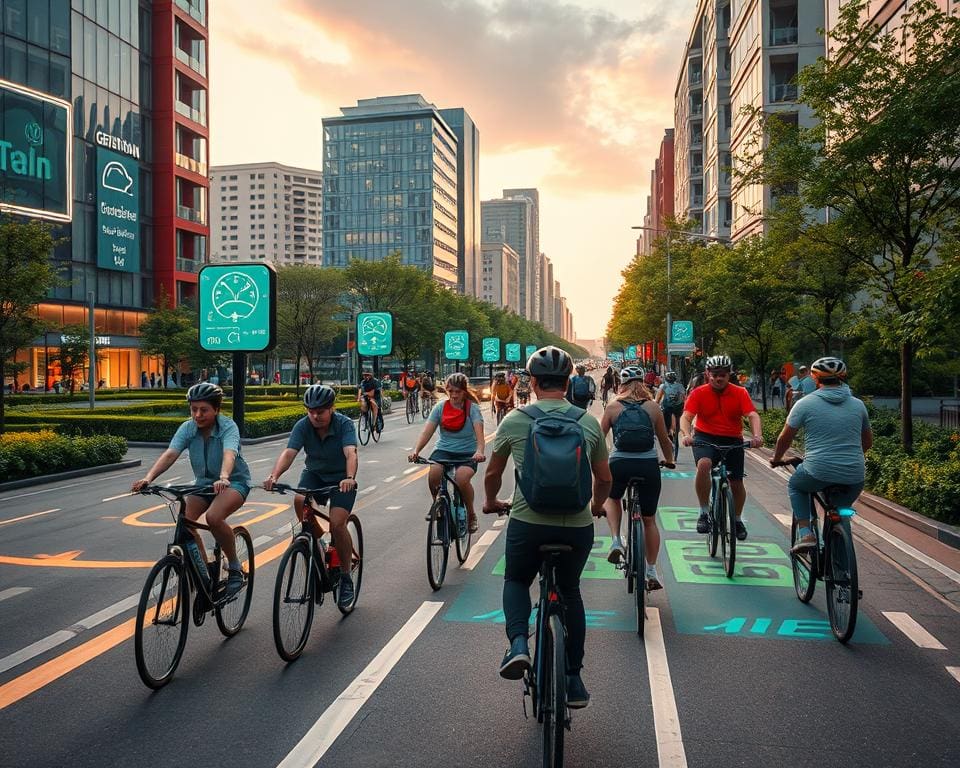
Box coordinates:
[406,395,415,424]
[427,498,450,590]
[422,395,431,419]
[825,521,859,643]
[272,540,315,661]
[335,515,364,615]
[790,514,818,603]
[357,410,371,445]
[371,409,381,442]
[135,555,189,689]
[542,614,566,768]
[672,426,680,463]
[723,486,736,579]
[216,526,255,636]
[453,495,472,564]
[633,516,646,638]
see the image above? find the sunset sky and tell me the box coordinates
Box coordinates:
[209,0,697,339]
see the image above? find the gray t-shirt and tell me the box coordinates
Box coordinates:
[287,412,357,476]
[169,415,252,488]
[787,385,870,483]
[428,399,483,455]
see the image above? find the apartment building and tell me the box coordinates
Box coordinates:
[479,241,520,313]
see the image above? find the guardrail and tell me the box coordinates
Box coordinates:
[940,400,960,429]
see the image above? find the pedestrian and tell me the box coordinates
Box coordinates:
[770,369,782,406]
[141,371,148,389]
[149,372,156,389]
[274,371,281,385]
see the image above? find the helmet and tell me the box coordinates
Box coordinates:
[361,368,373,376]
[810,356,847,380]
[186,382,223,403]
[303,383,336,409]
[665,370,677,383]
[619,365,644,384]
[527,345,573,378]
[575,364,586,374]
[706,354,733,371]
[495,371,506,380]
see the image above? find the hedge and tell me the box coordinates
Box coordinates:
[0,430,128,482]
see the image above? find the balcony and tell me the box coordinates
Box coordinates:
[177,205,206,225]
[176,257,201,273]
[771,83,798,102]
[175,47,207,77]
[175,0,206,26]
[176,100,206,126]
[689,70,703,85]
[691,134,703,147]
[175,152,207,176]
[770,27,798,45]
[690,101,703,116]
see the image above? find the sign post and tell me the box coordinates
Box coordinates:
[444,330,469,371]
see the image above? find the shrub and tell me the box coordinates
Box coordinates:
[0,430,127,482]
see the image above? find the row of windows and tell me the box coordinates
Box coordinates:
[324,119,430,143]
[323,173,436,194]
[73,74,145,158]
[434,199,456,224]
[323,211,431,229]
[0,34,70,98]
[322,246,438,268]
[2,0,70,53]
[73,11,140,102]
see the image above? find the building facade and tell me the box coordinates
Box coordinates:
[502,188,541,322]
[480,195,535,320]
[438,107,480,297]
[641,128,676,254]
[539,253,554,332]
[321,95,459,288]
[479,240,520,313]
[210,162,322,265]
[2,0,210,390]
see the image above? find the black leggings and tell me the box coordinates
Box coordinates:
[503,520,594,672]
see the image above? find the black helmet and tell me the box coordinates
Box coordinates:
[303,383,336,409]
[527,346,573,378]
[186,382,223,403]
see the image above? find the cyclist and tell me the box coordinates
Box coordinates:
[409,372,486,534]
[600,366,674,585]
[770,357,873,552]
[600,365,616,404]
[420,369,437,411]
[515,369,532,405]
[491,371,515,420]
[262,384,359,608]
[402,368,420,411]
[131,383,251,598]
[566,363,595,409]
[656,370,686,442]
[357,369,382,430]
[484,345,611,709]
[679,354,763,540]
[786,364,817,412]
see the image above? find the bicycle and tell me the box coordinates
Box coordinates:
[357,396,382,445]
[495,399,513,425]
[133,485,255,689]
[600,388,610,407]
[421,390,435,419]
[410,457,472,589]
[405,390,419,424]
[265,484,364,660]
[692,441,751,578]
[771,457,861,643]
[517,388,530,406]
[663,410,682,462]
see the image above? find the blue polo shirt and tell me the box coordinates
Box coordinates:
[287,412,357,477]
[169,415,252,488]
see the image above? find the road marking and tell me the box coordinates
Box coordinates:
[249,458,271,463]
[252,535,273,548]
[492,518,505,528]
[0,554,153,568]
[403,467,419,475]
[386,506,402,511]
[0,471,142,500]
[881,612,947,649]
[276,601,443,768]
[365,460,380,464]
[947,667,960,684]
[773,513,792,528]
[383,475,396,483]
[0,509,60,527]
[357,486,377,496]
[0,587,31,602]
[102,493,133,502]
[0,631,77,676]
[854,516,960,586]
[275,523,292,535]
[646,607,688,768]
[72,594,141,632]
[462,529,502,571]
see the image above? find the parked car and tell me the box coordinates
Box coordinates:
[468,375,493,401]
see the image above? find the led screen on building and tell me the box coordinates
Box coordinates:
[96,147,140,272]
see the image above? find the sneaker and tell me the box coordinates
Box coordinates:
[790,534,817,554]
[566,673,590,709]
[645,566,663,591]
[696,512,710,534]
[735,519,748,541]
[224,567,245,598]
[499,635,531,680]
[607,543,625,564]
[337,573,355,609]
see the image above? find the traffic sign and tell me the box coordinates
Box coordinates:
[444,330,469,361]
[199,263,277,352]
[505,343,521,362]
[626,344,637,360]
[609,351,624,362]
[671,320,694,344]
[524,344,537,361]
[482,337,501,363]
[356,312,393,356]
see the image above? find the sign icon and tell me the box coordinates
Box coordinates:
[505,343,521,362]
[212,271,261,323]
[482,337,501,363]
[444,330,469,361]
[24,121,42,146]
[525,345,537,361]
[357,312,393,356]
[671,321,694,343]
[101,161,134,195]
[199,263,277,353]
[626,345,637,360]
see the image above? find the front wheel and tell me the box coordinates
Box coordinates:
[135,555,190,689]
[427,497,450,590]
[825,521,859,643]
[723,486,736,579]
[371,409,382,442]
[707,485,720,558]
[357,410,371,445]
[633,516,646,638]
[542,614,566,768]
[790,515,818,603]
[334,515,364,615]
[272,540,315,662]
[406,396,415,424]
[421,395,431,419]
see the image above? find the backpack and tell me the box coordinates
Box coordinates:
[516,405,593,515]
[572,376,592,399]
[613,400,655,452]
[422,375,433,389]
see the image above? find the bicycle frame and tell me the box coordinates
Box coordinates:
[529,550,567,722]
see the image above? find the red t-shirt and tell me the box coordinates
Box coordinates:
[684,383,756,438]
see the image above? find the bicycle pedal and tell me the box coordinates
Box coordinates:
[858,589,863,599]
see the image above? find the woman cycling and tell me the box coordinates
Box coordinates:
[132,383,252,597]
[599,366,674,588]
[491,371,515,420]
[409,372,486,533]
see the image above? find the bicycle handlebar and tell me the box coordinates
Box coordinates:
[770,457,803,468]
[138,484,212,498]
[691,440,752,451]
[265,482,349,496]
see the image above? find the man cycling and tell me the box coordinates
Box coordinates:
[131,383,251,597]
[656,370,686,441]
[680,354,763,540]
[357,369,382,430]
[484,346,612,710]
[491,371,515,420]
[515,369,532,405]
[402,369,420,412]
[770,357,873,552]
[420,369,437,410]
[786,364,817,412]
[600,365,616,404]
[263,384,360,608]
[566,363,595,409]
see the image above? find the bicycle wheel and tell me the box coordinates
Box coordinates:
[825,521,859,643]
[723,486,736,579]
[624,496,635,596]
[272,540,315,661]
[672,428,680,463]
[542,613,566,768]
[707,486,720,558]
[357,411,370,445]
[790,514,818,603]
[371,410,382,443]
[336,515,364,615]
[135,555,189,689]
[406,396,415,424]
[633,516,646,637]
[421,395,431,419]
[426,497,450,590]
[215,526,254,636]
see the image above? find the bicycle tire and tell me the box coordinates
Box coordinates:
[135,555,190,689]
[216,526,255,637]
[542,613,566,768]
[624,494,635,596]
[453,495,472,564]
[723,486,736,579]
[357,411,371,445]
[825,521,859,643]
[672,429,680,463]
[790,514,818,603]
[371,410,382,442]
[422,395,431,419]
[708,483,720,558]
[426,497,450,590]
[336,515,364,615]
[406,396,415,424]
[633,516,646,638]
[272,540,315,661]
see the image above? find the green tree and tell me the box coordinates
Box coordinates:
[0,217,60,432]
[52,324,98,395]
[138,287,195,387]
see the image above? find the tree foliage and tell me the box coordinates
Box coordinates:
[138,287,196,387]
[276,265,345,388]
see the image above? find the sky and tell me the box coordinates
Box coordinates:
[208,0,697,339]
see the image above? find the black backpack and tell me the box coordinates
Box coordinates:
[613,400,655,452]
[516,405,593,515]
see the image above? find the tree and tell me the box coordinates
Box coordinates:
[739,0,960,449]
[0,217,60,432]
[139,287,195,387]
[53,324,102,394]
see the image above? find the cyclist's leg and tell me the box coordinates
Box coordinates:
[203,487,247,563]
[501,519,540,676]
[553,525,595,675]
[691,438,716,532]
[604,460,628,560]
[453,464,478,530]
[726,445,747,518]
[786,465,821,547]
[636,459,662,572]
[328,503,355,574]
[296,474,329,540]
[184,494,213,559]
[427,463,443,498]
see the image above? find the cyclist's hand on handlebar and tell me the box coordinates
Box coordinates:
[472,451,486,463]
[483,499,511,515]
[213,478,231,494]
[263,475,277,491]
[660,461,676,470]
[682,435,694,447]
[591,501,607,518]
[339,478,358,493]
[407,451,419,463]
[749,435,763,449]
[131,478,150,493]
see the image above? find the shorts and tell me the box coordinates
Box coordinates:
[661,405,684,419]
[608,457,661,514]
[429,448,478,473]
[193,481,250,503]
[298,470,357,513]
[691,431,746,480]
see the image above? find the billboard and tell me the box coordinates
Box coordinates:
[96,147,140,272]
[199,264,278,353]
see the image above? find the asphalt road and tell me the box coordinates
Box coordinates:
[1,396,959,768]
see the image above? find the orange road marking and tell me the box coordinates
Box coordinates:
[121,502,290,528]
[0,555,155,569]
[35,551,83,561]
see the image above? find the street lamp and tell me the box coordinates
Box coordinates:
[630,226,730,369]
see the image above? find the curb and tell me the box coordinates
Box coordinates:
[0,459,143,492]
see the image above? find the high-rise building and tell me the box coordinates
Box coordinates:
[210,162,322,265]
[502,188,540,321]
[321,95,459,288]
[540,254,555,332]
[438,108,480,297]
[479,241,520,313]
[2,0,210,390]
[481,196,535,319]
[641,129,676,254]
[553,279,563,336]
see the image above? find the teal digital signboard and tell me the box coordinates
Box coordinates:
[0,79,71,222]
[356,312,393,356]
[199,264,277,352]
[482,337,501,363]
[626,345,637,359]
[444,330,469,361]
[96,147,139,272]
[505,343,521,362]
[525,345,537,361]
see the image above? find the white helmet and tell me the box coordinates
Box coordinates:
[706,354,732,371]
[619,365,644,384]
[810,357,847,380]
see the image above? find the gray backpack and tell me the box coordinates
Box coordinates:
[613,400,655,452]
[516,405,593,515]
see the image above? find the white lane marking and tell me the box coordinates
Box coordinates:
[0,587,31,602]
[0,471,143,500]
[249,458,272,464]
[365,460,380,464]
[404,446,413,451]
[0,509,60,527]
[462,529,502,571]
[71,594,141,632]
[0,630,76,675]
[357,486,377,496]
[492,518,506,528]
[252,535,273,548]
[854,516,960,586]
[277,601,443,768]
[773,513,792,528]
[275,524,292,535]
[947,667,960,684]
[402,467,419,475]
[646,607,688,768]
[386,506,402,511]
[383,476,396,483]
[102,493,133,502]
[881,612,947,650]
